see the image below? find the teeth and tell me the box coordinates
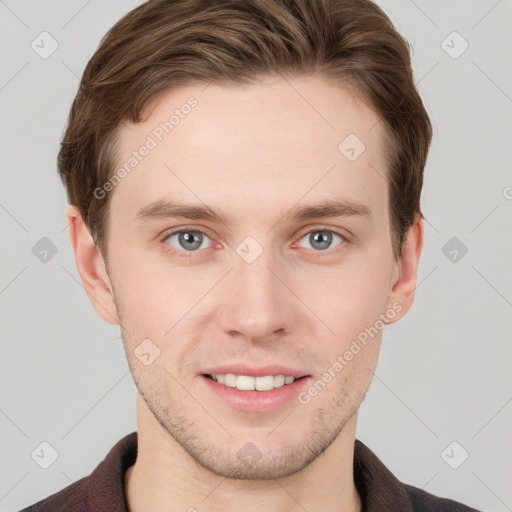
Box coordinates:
[210,373,297,391]
[255,375,273,391]
[237,375,255,390]
[273,375,285,388]
[224,373,237,387]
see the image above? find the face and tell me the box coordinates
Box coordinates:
[72,74,421,480]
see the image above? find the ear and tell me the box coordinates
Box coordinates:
[66,205,119,325]
[384,213,424,325]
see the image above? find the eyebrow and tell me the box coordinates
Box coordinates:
[134,197,372,225]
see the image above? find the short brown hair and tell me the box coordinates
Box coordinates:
[58,0,432,261]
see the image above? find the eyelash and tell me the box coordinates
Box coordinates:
[160,226,349,260]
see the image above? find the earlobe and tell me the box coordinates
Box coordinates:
[384,213,424,325]
[66,205,120,325]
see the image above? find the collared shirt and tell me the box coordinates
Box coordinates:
[20,431,481,511]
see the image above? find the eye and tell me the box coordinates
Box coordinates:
[163,229,213,257]
[296,229,345,252]
[161,227,347,259]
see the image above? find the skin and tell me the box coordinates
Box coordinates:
[67,74,423,512]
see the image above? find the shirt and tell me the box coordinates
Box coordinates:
[19,431,481,511]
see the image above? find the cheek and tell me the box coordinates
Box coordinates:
[110,247,214,339]
[307,264,390,332]
[294,250,392,371]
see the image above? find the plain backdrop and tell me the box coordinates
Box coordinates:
[1,1,511,511]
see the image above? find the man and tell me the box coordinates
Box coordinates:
[21,0,481,510]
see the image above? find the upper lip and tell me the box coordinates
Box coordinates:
[201,364,309,378]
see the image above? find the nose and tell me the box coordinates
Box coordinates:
[217,246,298,342]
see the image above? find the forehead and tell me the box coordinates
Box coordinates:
[110,75,388,224]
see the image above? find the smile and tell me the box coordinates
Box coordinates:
[205,373,299,391]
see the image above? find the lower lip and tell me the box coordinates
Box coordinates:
[200,375,312,412]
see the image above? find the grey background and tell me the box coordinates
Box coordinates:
[1,0,511,511]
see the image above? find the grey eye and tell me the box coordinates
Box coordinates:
[299,230,343,251]
[165,230,211,251]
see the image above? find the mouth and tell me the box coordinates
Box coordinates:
[199,368,313,412]
[202,373,308,391]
